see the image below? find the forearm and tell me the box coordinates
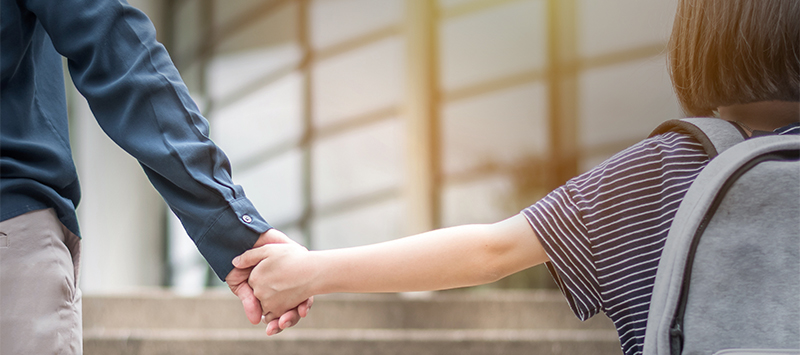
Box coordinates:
[242,214,547,316]
[309,225,494,294]
[306,214,547,296]
[26,0,271,278]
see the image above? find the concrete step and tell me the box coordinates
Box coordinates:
[85,328,621,355]
[83,289,615,330]
[83,290,622,355]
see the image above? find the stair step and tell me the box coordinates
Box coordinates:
[83,290,615,330]
[85,328,622,355]
[83,290,622,355]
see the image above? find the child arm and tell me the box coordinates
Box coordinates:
[233,213,549,323]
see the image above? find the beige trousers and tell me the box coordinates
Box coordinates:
[0,208,82,355]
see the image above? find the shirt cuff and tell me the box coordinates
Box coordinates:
[195,197,272,280]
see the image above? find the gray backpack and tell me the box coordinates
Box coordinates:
[642,118,800,355]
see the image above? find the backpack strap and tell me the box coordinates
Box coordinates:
[650,118,749,159]
[642,134,800,355]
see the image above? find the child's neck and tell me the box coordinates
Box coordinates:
[718,101,800,135]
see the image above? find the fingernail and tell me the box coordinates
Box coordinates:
[232,256,241,266]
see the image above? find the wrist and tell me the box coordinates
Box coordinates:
[305,250,333,296]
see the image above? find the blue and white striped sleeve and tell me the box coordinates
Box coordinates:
[523,182,602,320]
[521,131,709,323]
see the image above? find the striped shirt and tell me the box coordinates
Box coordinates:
[522,122,799,355]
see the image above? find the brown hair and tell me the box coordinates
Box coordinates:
[668,0,800,117]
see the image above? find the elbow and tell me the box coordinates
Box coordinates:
[477,255,515,284]
[472,235,517,284]
[477,266,505,285]
[469,219,537,285]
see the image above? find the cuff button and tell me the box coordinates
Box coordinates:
[242,215,253,223]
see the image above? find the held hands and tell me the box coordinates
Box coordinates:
[232,235,317,335]
[226,229,314,335]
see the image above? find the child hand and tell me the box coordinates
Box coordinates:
[233,240,317,333]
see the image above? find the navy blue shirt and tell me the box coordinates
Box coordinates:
[0,0,271,280]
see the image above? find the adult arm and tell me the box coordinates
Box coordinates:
[20,0,307,325]
[234,213,549,322]
[24,0,262,281]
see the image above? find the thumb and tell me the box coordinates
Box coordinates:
[232,245,271,269]
[236,282,264,325]
[226,267,263,324]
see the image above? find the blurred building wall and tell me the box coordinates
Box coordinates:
[71,0,681,292]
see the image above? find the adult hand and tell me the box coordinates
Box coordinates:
[233,238,317,332]
[226,229,313,335]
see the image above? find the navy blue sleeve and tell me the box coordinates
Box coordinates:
[23,0,271,280]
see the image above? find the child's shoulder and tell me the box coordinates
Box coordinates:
[639,129,706,152]
[584,131,707,180]
[776,122,799,135]
[566,130,709,196]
